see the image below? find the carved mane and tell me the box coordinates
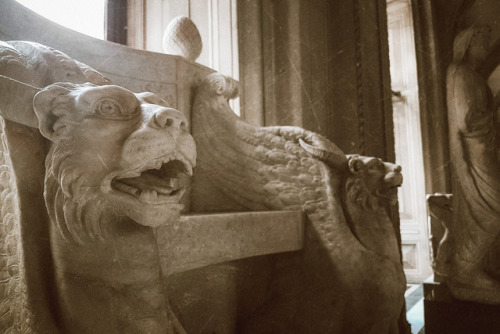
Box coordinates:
[0,42,112,332]
[346,175,381,211]
[44,143,109,243]
[0,41,195,332]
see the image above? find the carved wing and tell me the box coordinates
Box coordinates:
[191,73,360,252]
[0,119,31,333]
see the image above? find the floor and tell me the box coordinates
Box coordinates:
[405,284,424,334]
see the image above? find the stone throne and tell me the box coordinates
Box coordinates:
[0,1,407,333]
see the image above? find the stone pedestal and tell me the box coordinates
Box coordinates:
[424,280,500,334]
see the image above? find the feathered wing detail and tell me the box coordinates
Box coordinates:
[176,73,408,333]
[191,73,363,256]
[0,119,31,333]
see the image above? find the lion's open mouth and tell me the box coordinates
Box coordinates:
[108,154,193,205]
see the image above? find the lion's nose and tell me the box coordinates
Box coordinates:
[150,108,187,130]
[394,165,402,173]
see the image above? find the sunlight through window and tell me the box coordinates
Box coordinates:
[16,0,105,39]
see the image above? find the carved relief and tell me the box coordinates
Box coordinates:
[0,41,194,333]
[1,39,406,333]
[345,154,403,209]
[184,73,406,333]
[445,26,500,304]
[36,83,195,241]
[42,83,194,333]
[0,119,24,333]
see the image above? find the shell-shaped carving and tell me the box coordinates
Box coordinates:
[162,16,202,62]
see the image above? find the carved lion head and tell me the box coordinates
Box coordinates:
[33,83,196,243]
[346,155,403,210]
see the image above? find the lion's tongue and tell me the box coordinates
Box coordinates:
[116,174,178,195]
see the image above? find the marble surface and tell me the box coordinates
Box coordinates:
[0,1,409,332]
[158,210,304,275]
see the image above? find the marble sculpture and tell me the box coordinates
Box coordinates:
[0,40,192,333]
[0,40,406,333]
[443,25,500,304]
[182,74,406,333]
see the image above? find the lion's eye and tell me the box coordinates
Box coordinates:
[94,98,136,119]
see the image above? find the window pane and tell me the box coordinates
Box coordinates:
[16,0,105,39]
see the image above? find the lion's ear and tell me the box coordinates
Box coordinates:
[33,85,74,142]
[347,155,365,174]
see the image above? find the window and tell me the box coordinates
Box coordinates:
[128,0,238,79]
[128,0,240,115]
[16,0,240,114]
[16,0,105,39]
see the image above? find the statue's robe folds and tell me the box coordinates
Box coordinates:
[446,58,500,303]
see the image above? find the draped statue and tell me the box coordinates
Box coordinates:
[445,26,500,304]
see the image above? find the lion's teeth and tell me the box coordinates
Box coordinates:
[157,186,174,195]
[140,189,160,202]
[180,163,193,176]
[151,189,158,199]
[140,189,152,202]
[168,178,178,188]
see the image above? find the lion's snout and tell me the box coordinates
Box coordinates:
[384,170,403,188]
[149,107,188,132]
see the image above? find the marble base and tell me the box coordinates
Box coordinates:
[424,280,500,334]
